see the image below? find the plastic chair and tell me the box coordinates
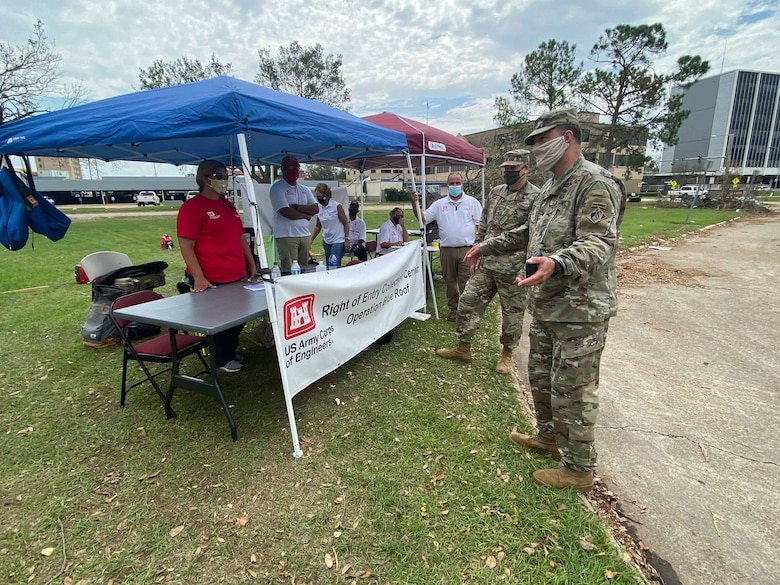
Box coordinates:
[109,291,209,416]
[78,251,132,282]
[366,240,378,258]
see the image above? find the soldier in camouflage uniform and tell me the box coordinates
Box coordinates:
[510,108,625,492]
[436,149,540,374]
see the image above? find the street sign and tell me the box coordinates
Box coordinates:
[732,177,740,186]
[670,180,678,189]
[677,157,685,161]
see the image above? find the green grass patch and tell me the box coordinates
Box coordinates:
[0,205,748,583]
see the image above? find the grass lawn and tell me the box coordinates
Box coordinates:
[0,205,742,584]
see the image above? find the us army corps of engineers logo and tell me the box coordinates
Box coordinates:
[283,294,316,339]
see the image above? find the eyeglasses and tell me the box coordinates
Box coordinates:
[209,173,229,180]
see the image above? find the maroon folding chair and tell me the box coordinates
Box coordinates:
[109,291,209,417]
[366,240,378,258]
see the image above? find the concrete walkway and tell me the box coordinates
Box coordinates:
[588,216,780,584]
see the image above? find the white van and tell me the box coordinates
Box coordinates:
[186,191,199,201]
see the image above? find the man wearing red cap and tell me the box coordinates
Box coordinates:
[269,155,319,271]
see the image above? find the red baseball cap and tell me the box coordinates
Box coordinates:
[281,155,299,169]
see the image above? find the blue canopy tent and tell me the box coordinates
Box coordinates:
[0,75,408,265]
[0,76,407,167]
[0,76,411,456]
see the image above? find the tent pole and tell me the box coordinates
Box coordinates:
[406,151,438,320]
[237,133,302,459]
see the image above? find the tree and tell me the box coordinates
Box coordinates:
[494,40,582,127]
[579,23,709,169]
[138,54,232,89]
[0,20,84,124]
[256,42,350,109]
[305,165,346,181]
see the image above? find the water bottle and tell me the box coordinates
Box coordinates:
[328,254,338,270]
[315,262,326,273]
[290,260,301,275]
[270,262,281,281]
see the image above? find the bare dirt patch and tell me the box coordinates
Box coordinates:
[617,253,710,288]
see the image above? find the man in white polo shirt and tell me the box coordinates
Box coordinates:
[411,172,482,321]
[269,155,319,271]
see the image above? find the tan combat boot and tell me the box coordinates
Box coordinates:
[532,466,594,492]
[509,431,560,459]
[436,341,472,361]
[495,346,514,374]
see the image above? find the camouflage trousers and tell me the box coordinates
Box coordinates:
[527,319,609,472]
[456,268,527,348]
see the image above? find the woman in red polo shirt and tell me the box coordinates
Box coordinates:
[177,160,257,373]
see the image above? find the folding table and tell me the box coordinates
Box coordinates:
[112,281,269,441]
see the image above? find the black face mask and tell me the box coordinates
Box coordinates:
[504,170,525,186]
[318,197,327,205]
[349,209,358,218]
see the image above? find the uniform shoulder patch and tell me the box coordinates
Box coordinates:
[588,207,608,224]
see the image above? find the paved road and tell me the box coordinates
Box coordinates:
[596,216,779,584]
[514,214,779,584]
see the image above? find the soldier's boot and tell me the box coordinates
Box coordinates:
[436,341,472,361]
[495,346,514,374]
[532,465,594,492]
[509,431,560,459]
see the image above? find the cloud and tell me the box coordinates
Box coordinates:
[1,0,778,140]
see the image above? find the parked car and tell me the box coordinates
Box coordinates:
[136,191,161,206]
[669,185,708,202]
[43,195,56,205]
[186,190,199,200]
[627,193,641,203]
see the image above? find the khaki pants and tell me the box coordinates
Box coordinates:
[276,236,310,271]
[439,246,471,312]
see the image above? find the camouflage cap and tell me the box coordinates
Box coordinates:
[500,149,532,167]
[524,107,580,145]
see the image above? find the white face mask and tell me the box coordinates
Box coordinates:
[209,179,229,195]
[533,135,568,171]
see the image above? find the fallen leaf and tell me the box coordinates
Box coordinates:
[333,530,342,538]
[325,553,333,568]
[699,441,709,462]
[169,525,184,537]
[247,568,257,578]
[485,555,497,568]
[237,515,249,526]
[605,570,615,579]
[41,547,55,556]
[17,426,34,435]
[579,537,596,551]
[251,553,257,563]
[523,547,535,555]
[557,503,568,511]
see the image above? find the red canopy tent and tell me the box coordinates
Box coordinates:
[359,112,485,169]
[350,112,486,211]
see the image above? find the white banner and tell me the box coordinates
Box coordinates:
[272,241,425,397]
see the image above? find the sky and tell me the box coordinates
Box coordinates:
[2,0,779,176]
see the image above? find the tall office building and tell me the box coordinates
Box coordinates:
[35,156,83,179]
[661,70,780,185]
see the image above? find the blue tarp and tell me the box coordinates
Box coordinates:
[0,76,408,167]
